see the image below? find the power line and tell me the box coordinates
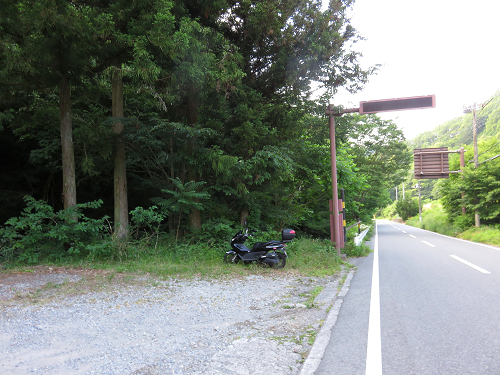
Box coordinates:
[478,152,500,165]
[468,140,500,163]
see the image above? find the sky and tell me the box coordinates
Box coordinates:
[329,0,500,140]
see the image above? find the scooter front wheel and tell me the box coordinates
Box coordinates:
[271,252,286,269]
[224,252,240,264]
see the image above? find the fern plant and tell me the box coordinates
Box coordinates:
[152,178,210,240]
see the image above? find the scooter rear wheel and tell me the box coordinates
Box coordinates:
[224,252,240,264]
[271,252,286,269]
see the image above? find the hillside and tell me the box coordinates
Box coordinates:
[409,91,500,149]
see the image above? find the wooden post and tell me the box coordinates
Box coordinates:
[327,106,341,254]
[460,147,466,215]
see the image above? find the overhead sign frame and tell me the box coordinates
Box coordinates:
[359,95,436,114]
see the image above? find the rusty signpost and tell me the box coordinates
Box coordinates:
[413,147,450,179]
[327,95,436,253]
[413,147,466,220]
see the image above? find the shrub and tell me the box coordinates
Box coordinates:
[458,226,500,246]
[0,196,108,264]
[89,205,167,261]
[382,201,398,219]
[405,201,460,236]
[343,242,372,257]
[395,198,419,221]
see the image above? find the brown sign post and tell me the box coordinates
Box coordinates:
[413,147,450,179]
[413,147,465,218]
[327,95,435,252]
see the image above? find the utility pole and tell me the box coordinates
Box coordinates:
[473,106,479,169]
[414,183,422,223]
[460,147,466,215]
[473,106,480,228]
[418,184,422,223]
[326,105,341,254]
[464,103,483,227]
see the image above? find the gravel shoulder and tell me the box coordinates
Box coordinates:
[0,266,347,375]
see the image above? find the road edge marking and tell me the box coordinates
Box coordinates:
[366,221,383,375]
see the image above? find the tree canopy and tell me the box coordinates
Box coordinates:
[0,0,409,253]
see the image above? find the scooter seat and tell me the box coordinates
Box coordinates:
[252,242,265,250]
[252,241,282,251]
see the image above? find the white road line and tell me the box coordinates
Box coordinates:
[450,255,491,274]
[409,234,416,239]
[402,231,407,233]
[422,241,435,248]
[366,222,382,375]
[393,222,500,251]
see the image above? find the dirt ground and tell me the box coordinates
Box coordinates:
[0,266,140,304]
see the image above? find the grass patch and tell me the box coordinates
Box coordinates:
[1,237,346,280]
[405,202,460,237]
[299,285,324,308]
[458,226,500,247]
[284,238,343,277]
[343,242,372,257]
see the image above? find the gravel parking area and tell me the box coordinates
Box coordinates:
[0,267,344,375]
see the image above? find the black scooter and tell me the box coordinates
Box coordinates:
[224,224,295,268]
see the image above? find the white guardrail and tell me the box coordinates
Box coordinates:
[354,227,370,246]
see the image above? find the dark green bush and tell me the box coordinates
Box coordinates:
[0,196,108,264]
[395,198,419,221]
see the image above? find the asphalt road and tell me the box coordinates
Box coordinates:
[315,220,500,374]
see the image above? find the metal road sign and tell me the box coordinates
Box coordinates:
[414,147,450,179]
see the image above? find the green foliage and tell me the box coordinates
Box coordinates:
[395,198,419,221]
[200,219,236,244]
[284,238,343,276]
[381,201,398,219]
[0,0,393,258]
[405,201,460,236]
[154,178,210,214]
[343,242,372,258]
[458,226,500,247]
[0,196,108,264]
[438,137,500,228]
[129,206,166,234]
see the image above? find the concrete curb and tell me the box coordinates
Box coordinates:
[298,268,355,375]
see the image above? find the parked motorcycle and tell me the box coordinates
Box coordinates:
[224,224,295,268]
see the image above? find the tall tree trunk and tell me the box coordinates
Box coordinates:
[240,209,249,227]
[112,66,129,240]
[59,74,77,221]
[187,85,201,230]
[169,137,175,234]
